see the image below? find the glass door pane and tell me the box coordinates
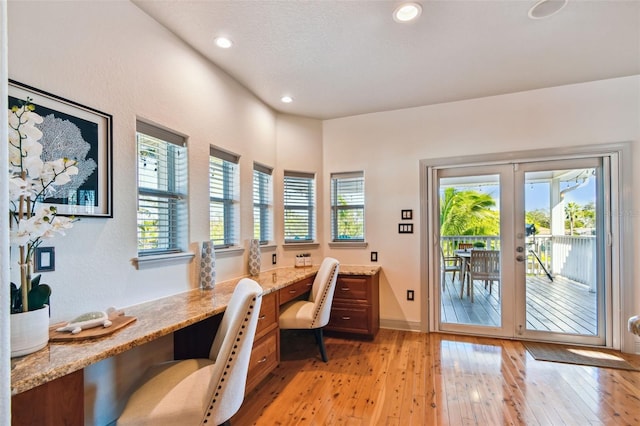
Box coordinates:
[438,168,508,334]
[517,158,605,345]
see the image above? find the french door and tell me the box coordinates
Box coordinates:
[432,156,610,346]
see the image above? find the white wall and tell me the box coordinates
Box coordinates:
[7,2,323,424]
[7,0,311,323]
[275,114,325,265]
[323,76,640,332]
[7,0,640,423]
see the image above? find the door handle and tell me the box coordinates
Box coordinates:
[516,246,524,253]
[516,255,525,262]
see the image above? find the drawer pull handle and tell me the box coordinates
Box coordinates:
[258,356,268,364]
[289,290,297,294]
[258,315,266,320]
[341,287,350,291]
[341,316,351,320]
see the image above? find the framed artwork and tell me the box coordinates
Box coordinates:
[34,247,55,272]
[8,80,113,217]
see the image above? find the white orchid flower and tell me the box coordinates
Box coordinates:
[10,210,50,246]
[8,177,34,202]
[8,100,79,313]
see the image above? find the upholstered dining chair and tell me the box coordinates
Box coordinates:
[117,278,263,426]
[279,257,340,362]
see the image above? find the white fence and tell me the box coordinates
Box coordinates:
[441,235,596,290]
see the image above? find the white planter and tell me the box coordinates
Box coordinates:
[11,305,50,358]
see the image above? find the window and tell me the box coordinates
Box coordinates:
[331,171,365,241]
[283,171,315,242]
[136,122,188,256]
[253,163,273,244]
[209,147,239,248]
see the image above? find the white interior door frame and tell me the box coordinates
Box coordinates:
[420,142,633,352]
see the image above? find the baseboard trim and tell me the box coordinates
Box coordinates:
[380,319,421,332]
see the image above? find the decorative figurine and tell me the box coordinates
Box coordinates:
[56,307,122,334]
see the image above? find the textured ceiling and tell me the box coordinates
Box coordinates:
[133,0,640,120]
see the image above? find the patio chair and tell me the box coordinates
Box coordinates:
[440,247,461,291]
[465,250,500,303]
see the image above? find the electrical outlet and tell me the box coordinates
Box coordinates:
[407,290,414,301]
[371,251,378,262]
[272,253,277,265]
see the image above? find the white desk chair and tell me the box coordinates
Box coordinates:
[117,278,263,426]
[279,257,339,362]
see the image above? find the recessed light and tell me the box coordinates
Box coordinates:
[281,96,293,103]
[528,0,568,20]
[393,2,422,23]
[214,37,233,49]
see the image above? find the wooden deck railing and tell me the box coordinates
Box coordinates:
[440,235,596,291]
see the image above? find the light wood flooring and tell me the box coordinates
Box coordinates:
[233,329,640,425]
[442,273,597,335]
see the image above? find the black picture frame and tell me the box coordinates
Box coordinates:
[401,209,413,220]
[34,247,55,272]
[9,80,113,218]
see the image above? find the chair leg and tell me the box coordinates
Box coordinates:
[314,328,328,362]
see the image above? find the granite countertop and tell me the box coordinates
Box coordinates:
[11,264,380,395]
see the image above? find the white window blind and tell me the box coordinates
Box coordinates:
[284,171,315,242]
[253,163,273,244]
[136,122,188,255]
[331,171,365,242]
[209,147,239,248]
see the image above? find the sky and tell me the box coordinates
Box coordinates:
[440,169,596,213]
[526,175,596,212]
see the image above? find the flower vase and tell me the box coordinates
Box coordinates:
[249,239,261,276]
[11,305,50,358]
[199,241,216,290]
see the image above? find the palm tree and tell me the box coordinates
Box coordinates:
[565,201,580,235]
[440,188,497,236]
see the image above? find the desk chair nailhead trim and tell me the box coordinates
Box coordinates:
[310,264,338,329]
[202,296,258,424]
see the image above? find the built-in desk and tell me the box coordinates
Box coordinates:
[11,265,380,425]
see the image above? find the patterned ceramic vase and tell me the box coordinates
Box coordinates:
[249,239,261,276]
[200,241,216,290]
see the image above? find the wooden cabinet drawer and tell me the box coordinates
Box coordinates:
[326,273,379,339]
[334,276,369,302]
[327,305,370,333]
[279,277,313,305]
[255,291,278,339]
[246,328,279,393]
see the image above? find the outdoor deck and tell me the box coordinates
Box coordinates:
[441,273,598,335]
